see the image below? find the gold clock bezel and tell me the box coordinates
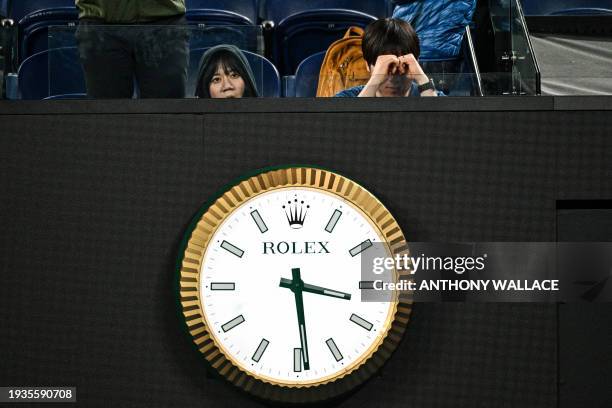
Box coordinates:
[177,167,412,403]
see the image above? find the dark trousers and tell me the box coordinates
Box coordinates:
[76,15,189,98]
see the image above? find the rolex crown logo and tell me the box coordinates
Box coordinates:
[283,197,309,229]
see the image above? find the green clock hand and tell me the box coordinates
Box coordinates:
[280,278,351,300]
[289,268,310,370]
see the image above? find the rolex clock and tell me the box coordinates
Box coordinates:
[177,167,412,403]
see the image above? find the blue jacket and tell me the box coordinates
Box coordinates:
[393,0,476,60]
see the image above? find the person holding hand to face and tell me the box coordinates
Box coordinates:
[335,18,442,98]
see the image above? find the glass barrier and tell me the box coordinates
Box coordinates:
[289,72,520,97]
[486,0,612,96]
[0,24,6,82]
[45,25,265,99]
[488,0,541,95]
[39,23,487,99]
[509,0,540,95]
[2,12,609,100]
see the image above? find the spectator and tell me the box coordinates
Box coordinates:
[75,0,189,98]
[335,18,441,97]
[195,45,259,98]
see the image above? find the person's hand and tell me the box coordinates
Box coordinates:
[398,54,429,85]
[369,55,402,85]
[399,53,437,97]
[359,55,401,97]
[358,54,436,97]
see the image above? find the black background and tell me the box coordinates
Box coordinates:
[0,97,611,407]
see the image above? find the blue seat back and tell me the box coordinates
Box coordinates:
[270,9,376,75]
[1,0,9,17]
[293,51,325,97]
[189,47,280,97]
[11,0,78,62]
[18,46,85,99]
[18,7,78,61]
[185,9,252,25]
[261,0,388,23]
[186,0,257,24]
[262,0,383,74]
[520,0,612,15]
[184,2,260,53]
[188,25,261,54]
[44,93,87,99]
[11,0,75,21]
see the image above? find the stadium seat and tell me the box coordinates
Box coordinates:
[18,7,78,60]
[17,46,85,99]
[11,1,78,61]
[292,51,325,97]
[184,1,261,56]
[260,0,389,23]
[10,0,75,21]
[44,93,87,99]
[188,25,261,55]
[520,0,612,16]
[261,0,381,75]
[185,0,257,25]
[1,0,9,18]
[189,47,280,97]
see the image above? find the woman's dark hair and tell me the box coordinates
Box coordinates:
[195,50,257,98]
[362,18,420,66]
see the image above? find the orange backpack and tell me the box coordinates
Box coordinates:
[316,26,371,97]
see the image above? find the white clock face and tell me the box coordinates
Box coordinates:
[199,187,395,385]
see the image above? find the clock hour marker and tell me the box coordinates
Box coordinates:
[350,314,373,331]
[294,348,302,372]
[359,281,375,289]
[326,338,344,362]
[250,210,268,233]
[220,240,244,258]
[221,315,245,332]
[252,338,269,363]
[325,209,342,233]
[349,239,373,257]
[359,281,374,289]
[210,282,235,291]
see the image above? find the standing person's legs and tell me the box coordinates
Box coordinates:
[76,20,134,98]
[133,15,189,98]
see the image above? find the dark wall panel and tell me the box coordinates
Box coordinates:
[557,205,612,408]
[1,107,610,407]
